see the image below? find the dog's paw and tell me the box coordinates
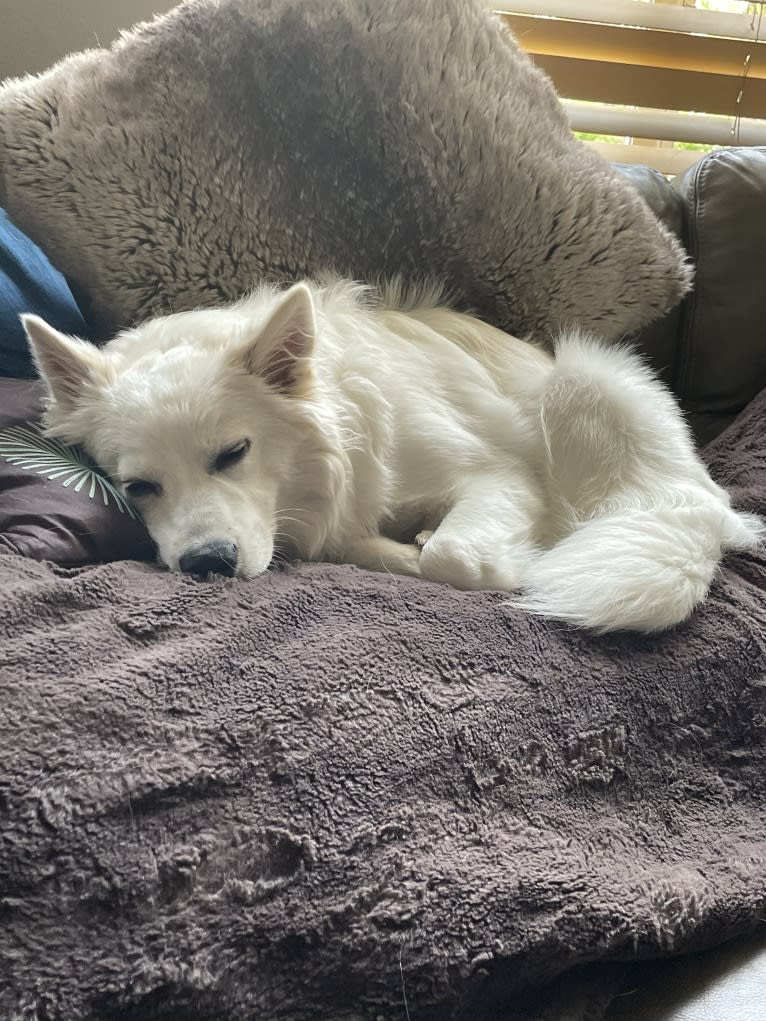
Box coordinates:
[419,535,529,592]
[414,530,434,549]
[419,536,484,590]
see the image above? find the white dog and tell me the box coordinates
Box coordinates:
[23,279,763,633]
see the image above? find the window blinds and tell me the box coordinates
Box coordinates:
[491,1,766,171]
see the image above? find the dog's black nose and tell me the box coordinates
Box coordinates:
[179,541,239,578]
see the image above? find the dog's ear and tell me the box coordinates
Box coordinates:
[22,315,108,412]
[240,284,316,395]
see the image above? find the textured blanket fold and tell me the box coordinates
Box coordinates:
[1,389,765,1021]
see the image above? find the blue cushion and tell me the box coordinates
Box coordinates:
[0,208,91,377]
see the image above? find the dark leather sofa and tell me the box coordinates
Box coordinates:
[625,147,766,447]
[607,143,766,1021]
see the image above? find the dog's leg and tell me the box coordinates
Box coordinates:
[418,478,539,592]
[340,535,422,578]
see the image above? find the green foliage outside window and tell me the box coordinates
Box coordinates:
[573,132,720,154]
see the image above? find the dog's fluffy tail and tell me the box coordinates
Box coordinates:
[519,507,763,633]
[514,332,765,633]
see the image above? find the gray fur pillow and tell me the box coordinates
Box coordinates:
[0,0,690,342]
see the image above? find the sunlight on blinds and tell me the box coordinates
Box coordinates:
[491,0,766,172]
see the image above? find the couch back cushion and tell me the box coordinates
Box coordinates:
[615,164,687,388]
[673,147,766,444]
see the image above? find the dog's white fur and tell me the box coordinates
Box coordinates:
[22,279,764,633]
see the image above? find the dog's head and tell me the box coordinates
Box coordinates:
[23,284,321,579]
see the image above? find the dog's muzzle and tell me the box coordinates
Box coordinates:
[178,540,239,578]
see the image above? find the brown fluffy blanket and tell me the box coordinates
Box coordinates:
[1,391,765,1021]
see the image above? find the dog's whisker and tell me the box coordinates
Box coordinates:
[275,509,309,524]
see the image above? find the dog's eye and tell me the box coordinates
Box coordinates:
[124,479,160,500]
[213,439,251,473]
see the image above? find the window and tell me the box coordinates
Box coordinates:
[491,0,766,173]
